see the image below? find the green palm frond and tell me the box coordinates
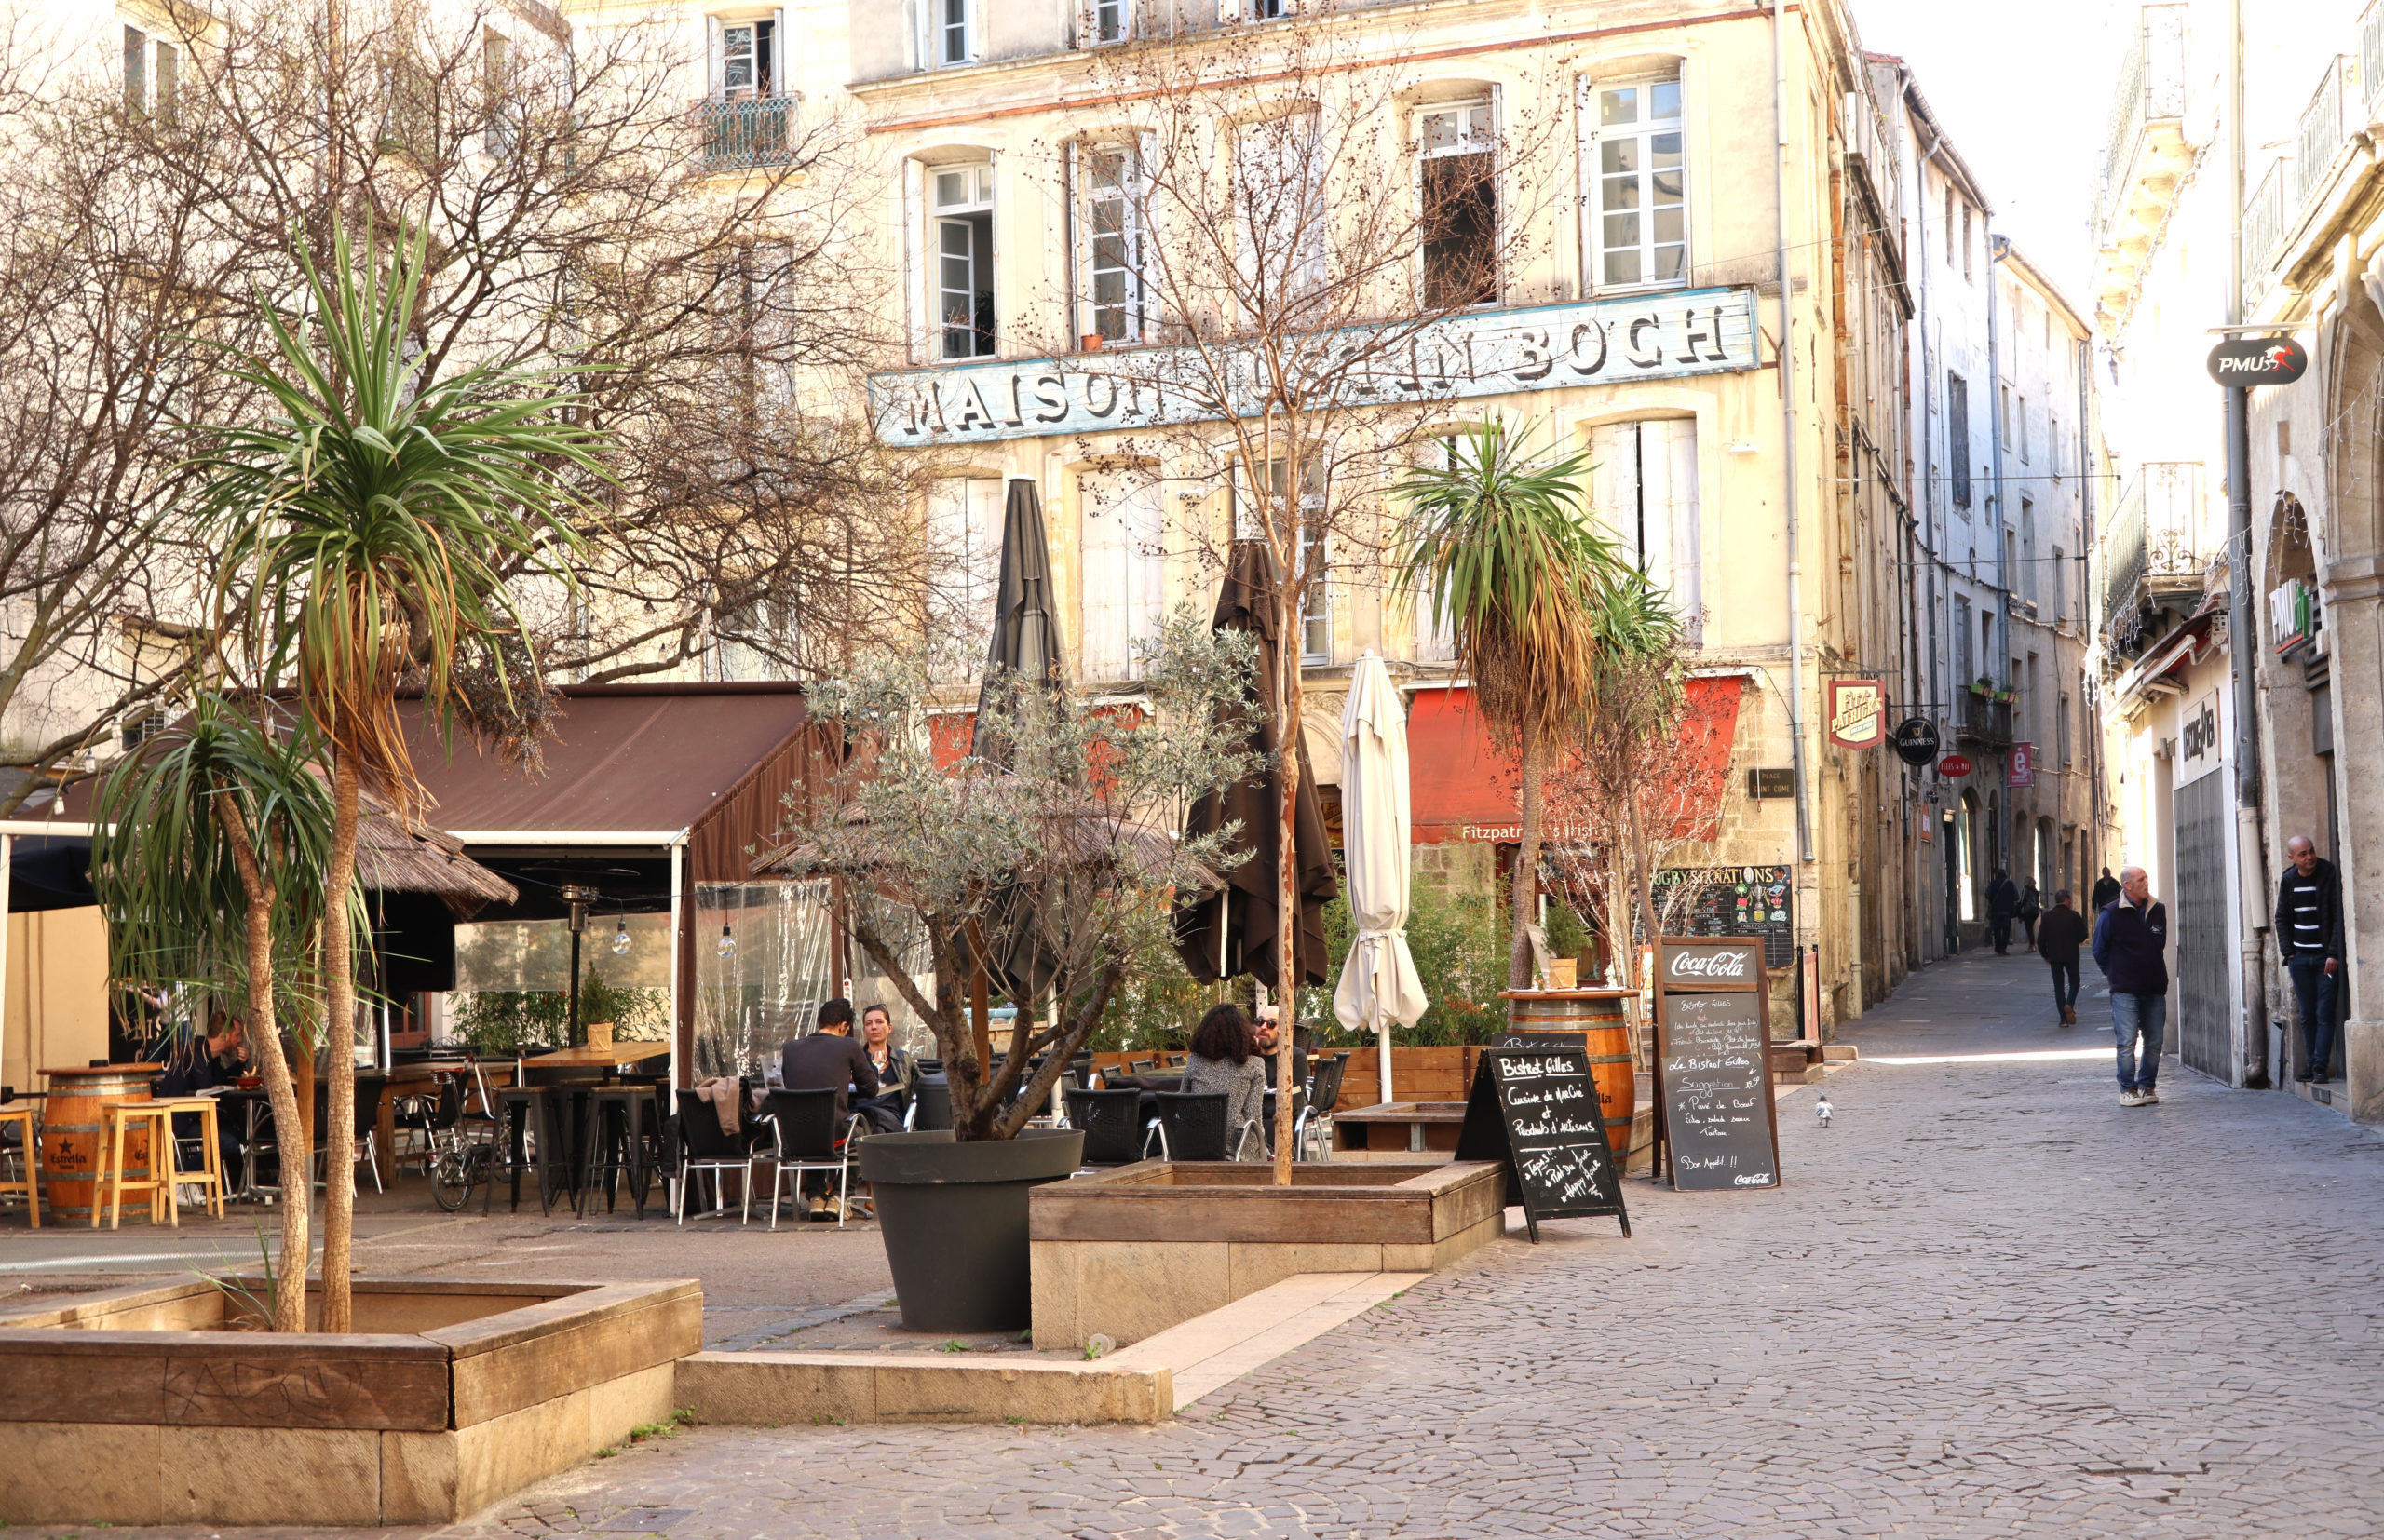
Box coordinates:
[1391,421,1622,742]
[191,220,606,810]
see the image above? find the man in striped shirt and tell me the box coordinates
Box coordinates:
[2272,836,2346,1084]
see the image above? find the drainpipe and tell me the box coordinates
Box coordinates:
[1987,234,2012,871]
[2225,0,2268,1087]
[1772,0,1809,883]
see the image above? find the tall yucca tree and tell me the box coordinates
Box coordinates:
[192,222,602,1331]
[93,694,354,1331]
[1396,421,1623,991]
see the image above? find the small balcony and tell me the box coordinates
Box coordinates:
[2098,461,2212,656]
[2093,5,2192,322]
[2242,158,2287,312]
[701,96,797,173]
[1955,690,2013,750]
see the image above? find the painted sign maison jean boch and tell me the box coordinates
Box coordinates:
[868,288,1764,445]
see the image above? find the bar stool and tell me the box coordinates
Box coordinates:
[0,1103,38,1226]
[153,1098,227,1220]
[579,1086,658,1219]
[95,1102,174,1228]
[485,1087,570,1215]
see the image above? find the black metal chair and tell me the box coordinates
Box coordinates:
[1064,1087,1150,1169]
[1148,1091,1259,1162]
[671,1090,752,1224]
[909,1078,954,1131]
[1296,1053,1348,1162]
[752,1088,868,1228]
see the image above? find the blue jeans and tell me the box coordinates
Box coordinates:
[2049,958,2080,1014]
[2110,991,2166,1092]
[2287,958,2340,1079]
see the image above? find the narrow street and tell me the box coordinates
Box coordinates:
[136,948,2361,1540]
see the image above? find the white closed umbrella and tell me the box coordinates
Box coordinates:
[1333,653,1428,1105]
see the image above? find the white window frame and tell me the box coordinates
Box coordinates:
[928,477,1005,675]
[937,0,974,67]
[1077,142,1144,344]
[1233,115,1327,314]
[1416,99,1497,310]
[1585,417,1701,631]
[1077,470,1167,682]
[931,163,996,360]
[1581,74,1687,294]
[1086,0,1131,45]
[1297,525,1331,665]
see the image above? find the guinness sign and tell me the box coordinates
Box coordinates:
[1891,716,1941,767]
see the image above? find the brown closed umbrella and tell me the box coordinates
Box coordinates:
[1172,539,1338,989]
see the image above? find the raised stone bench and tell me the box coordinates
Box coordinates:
[1030,1159,1506,1350]
[0,1276,699,1527]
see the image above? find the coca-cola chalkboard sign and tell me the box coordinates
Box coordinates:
[1654,936,1782,1193]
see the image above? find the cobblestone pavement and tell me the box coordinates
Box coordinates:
[68,950,2384,1538]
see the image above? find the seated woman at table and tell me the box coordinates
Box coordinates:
[1181,1004,1266,1162]
[852,1004,912,1134]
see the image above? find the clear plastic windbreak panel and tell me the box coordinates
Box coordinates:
[694,879,834,1081]
[844,896,940,1057]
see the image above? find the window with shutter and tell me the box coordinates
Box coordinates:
[1077,471,1166,682]
[1585,418,1700,624]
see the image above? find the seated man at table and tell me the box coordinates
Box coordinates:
[1253,1006,1310,1090]
[779,999,878,1220]
[156,1013,249,1179]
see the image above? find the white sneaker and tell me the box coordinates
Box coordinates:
[2120,1089,2147,1107]
[2138,1087,2160,1105]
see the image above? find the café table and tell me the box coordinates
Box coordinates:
[1329,1101,1468,1159]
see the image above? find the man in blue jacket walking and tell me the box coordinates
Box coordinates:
[2092,866,2170,1106]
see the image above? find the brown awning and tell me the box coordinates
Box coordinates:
[400,682,825,885]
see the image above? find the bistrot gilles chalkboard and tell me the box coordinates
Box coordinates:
[1456,1046,1630,1241]
[1654,938,1782,1191]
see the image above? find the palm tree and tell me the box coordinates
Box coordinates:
[1396,422,1621,991]
[93,694,352,1331]
[192,222,601,1331]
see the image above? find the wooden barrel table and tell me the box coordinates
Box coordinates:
[41,1064,159,1224]
[1498,991,1635,1155]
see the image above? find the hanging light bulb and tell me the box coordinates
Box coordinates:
[717,924,737,960]
[611,918,632,956]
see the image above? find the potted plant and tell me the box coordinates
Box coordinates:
[757,622,1257,1331]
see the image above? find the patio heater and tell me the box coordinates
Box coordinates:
[560,883,600,1048]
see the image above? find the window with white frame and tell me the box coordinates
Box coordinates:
[933,163,996,359]
[1088,0,1131,44]
[927,478,1004,666]
[1243,0,1290,18]
[122,23,177,123]
[1077,470,1166,682]
[1585,77,1685,290]
[1228,455,1329,662]
[714,16,777,97]
[1418,101,1497,309]
[938,0,973,66]
[1586,419,1700,623]
[712,585,800,682]
[1297,525,1330,664]
[1080,143,1142,344]
[1234,115,1327,312]
[1411,437,1460,662]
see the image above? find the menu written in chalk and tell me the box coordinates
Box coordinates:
[1657,990,1781,1191]
[1456,1047,1630,1241]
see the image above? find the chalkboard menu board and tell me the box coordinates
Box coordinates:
[1456,1047,1630,1241]
[1654,936,1781,1193]
[1654,865,1795,966]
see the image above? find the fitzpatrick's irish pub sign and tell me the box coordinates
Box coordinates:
[1824,678,1887,750]
[868,288,1763,446]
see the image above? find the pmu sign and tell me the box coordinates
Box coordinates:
[2206,336,2307,386]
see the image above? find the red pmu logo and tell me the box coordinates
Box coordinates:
[2267,344,2296,371]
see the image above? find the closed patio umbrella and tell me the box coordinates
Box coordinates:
[1333,653,1427,1105]
[1171,539,1338,990]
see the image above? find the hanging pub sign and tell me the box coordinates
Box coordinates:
[1937,753,1973,777]
[1824,679,1886,750]
[2008,741,2036,788]
[2205,335,2307,387]
[1891,716,1942,766]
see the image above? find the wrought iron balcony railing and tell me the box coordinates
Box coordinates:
[702,96,796,173]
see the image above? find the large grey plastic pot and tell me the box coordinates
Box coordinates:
[857,1127,1085,1333]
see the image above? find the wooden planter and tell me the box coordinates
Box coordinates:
[1030,1160,1506,1350]
[0,1277,700,1527]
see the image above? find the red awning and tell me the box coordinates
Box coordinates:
[1408,678,1744,844]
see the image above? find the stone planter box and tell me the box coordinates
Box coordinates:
[1030,1160,1507,1350]
[0,1276,700,1527]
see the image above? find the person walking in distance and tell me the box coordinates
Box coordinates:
[2016,880,2043,952]
[2037,890,2090,1026]
[2092,866,2170,1106]
[2090,867,2123,913]
[2273,835,2347,1084]
[1985,869,2020,954]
